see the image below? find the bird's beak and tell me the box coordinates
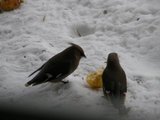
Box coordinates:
[83,53,87,58]
[104,61,107,63]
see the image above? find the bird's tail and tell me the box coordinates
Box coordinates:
[25,76,39,87]
[25,80,44,87]
[25,74,47,87]
[25,80,34,87]
[25,82,30,87]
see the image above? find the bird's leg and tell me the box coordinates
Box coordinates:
[61,80,69,84]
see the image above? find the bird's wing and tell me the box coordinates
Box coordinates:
[102,69,113,92]
[121,69,127,93]
[25,59,73,87]
[28,63,45,77]
[44,60,73,82]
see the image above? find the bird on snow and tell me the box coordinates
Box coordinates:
[102,53,127,96]
[25,43,86,87]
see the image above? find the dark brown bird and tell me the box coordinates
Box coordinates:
[102,53,127,96]
[25,43,86,87]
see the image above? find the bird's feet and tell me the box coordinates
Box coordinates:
[61,80,69,84]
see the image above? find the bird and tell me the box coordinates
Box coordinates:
[25,43,86,87]
[102,53,127,96]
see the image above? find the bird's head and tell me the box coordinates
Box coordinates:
[107,52,120,68]
[108,53,119,62]
[69,43,86,58]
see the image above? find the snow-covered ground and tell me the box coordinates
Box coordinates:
[0,0,160,119]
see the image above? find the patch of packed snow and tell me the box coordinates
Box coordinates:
[0,0,160,119]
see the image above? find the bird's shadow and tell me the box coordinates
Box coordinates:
[39,81,72,95]
[103,93,130,116]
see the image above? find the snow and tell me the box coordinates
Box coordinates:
[0,0,160,119]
